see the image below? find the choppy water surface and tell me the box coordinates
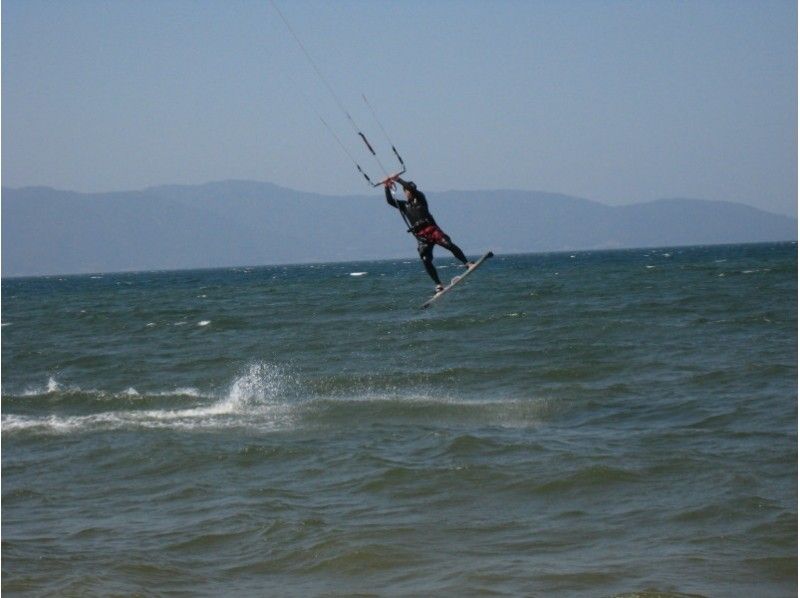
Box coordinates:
[2,243,796,596]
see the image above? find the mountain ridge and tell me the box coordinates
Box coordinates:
[2,181,795,277]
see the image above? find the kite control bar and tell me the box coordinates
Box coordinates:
[373,169,407,188]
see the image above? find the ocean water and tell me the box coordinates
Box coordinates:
[2,243,796,597]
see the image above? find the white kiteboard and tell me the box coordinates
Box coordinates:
[420,251,494,309]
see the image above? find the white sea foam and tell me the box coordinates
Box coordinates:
[152,362,297,427]
[18,377,70,396]
[349,272,367,277]
[3,364,548,435]
[4,362,295,434]
[198,320,211,326]
[169,387,203,397]
[2,404,250,434]
[217,361,289,414]
[143,387,205,398]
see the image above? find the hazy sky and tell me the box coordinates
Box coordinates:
[3,0,797,216]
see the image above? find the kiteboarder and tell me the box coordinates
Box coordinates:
[384,177,473,293]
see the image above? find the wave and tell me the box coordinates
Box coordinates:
[300,393,557,428]
[2,362,554,435]
[9,379,206,404]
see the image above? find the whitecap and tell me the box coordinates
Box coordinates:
[349,272,367,277]
[198,320,211,327]
[144,387,206,398]
[170,387,203,397]
[2,364,295,434]
[18,377,62,396]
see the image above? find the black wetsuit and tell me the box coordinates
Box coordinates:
[385,185,469,286]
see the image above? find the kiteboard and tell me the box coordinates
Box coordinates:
[420,251,494,309]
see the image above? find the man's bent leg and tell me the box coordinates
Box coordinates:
[439,236,469,265]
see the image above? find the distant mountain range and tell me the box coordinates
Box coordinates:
[2,180,796,277]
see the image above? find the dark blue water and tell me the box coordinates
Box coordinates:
[2,243,796,596]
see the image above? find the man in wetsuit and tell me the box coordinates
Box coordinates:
[384,177,473,293]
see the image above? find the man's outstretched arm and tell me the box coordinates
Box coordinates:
[384,183,400,208]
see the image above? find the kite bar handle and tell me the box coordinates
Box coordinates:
[373,169,407,188]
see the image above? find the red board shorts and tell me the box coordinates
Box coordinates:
[414,224,449,246]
